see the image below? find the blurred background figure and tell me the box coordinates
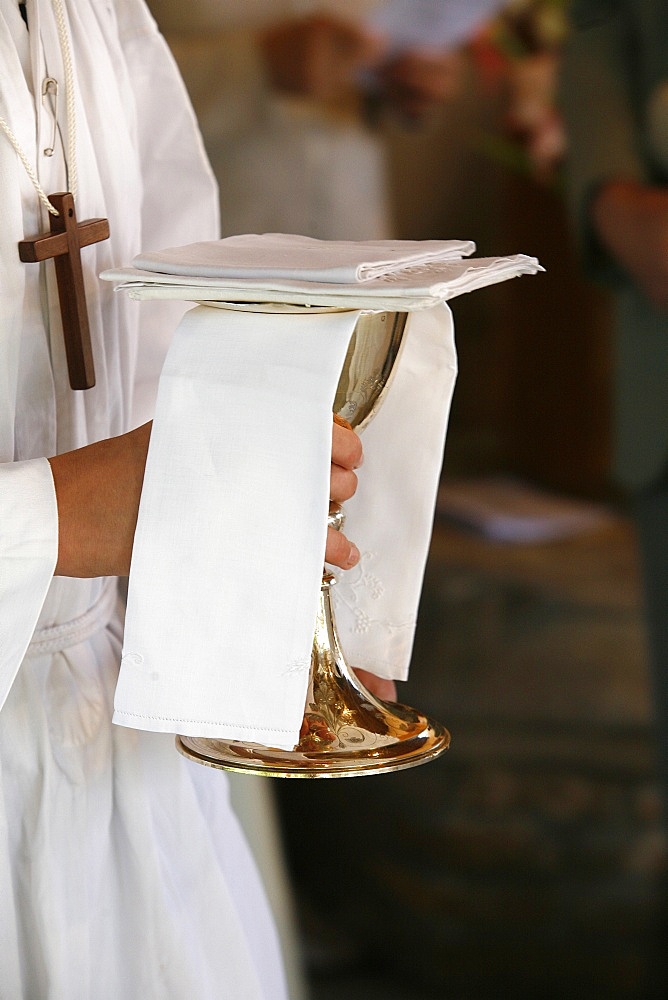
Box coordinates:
[149,0,503,241]
[560,0,668,834]
[158,2,391,240]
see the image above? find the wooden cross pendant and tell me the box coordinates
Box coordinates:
[19,192,110,390]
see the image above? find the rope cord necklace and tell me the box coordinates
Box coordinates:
[0,0,110,389]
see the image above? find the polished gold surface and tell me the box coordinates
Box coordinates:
[333,311,407,430]
[177,574,450,777]
[176,308,450,778]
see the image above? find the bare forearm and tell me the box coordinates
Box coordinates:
[48,419,363,579]
[48,422,151,578]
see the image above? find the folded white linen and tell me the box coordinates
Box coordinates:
[102,254,543,311]
[114,306,360,749]
[131,233,475,284]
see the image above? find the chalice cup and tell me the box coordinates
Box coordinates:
[176,309,450,777]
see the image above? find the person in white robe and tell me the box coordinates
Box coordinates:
[0,1,362,997]
[148,0,470,243]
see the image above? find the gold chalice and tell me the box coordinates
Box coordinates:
[176,308,450,777]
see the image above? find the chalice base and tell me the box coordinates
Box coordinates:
[176,575,450,778]
[176,709,449,778]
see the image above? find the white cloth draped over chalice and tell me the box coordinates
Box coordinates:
[103,234,541,750]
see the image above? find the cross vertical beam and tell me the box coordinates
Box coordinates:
[19,192,110,389]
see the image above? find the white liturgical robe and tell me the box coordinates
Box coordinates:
[0,1,286,997]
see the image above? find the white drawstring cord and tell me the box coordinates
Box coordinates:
[50,0,77,199]
[0,0,78,216]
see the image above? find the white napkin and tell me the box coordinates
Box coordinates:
[114,306,360,749]
[132,233,475,284]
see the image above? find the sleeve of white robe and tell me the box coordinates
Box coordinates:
[0,54,58,712]
[116,0,219,254]
[0,459,58,710]
[113,0,221,423]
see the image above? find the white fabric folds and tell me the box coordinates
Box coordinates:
[330,304,457,681]
[114,307,360,749]
[0,458,58,710]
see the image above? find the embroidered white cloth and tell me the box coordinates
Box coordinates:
[114,307,359,749]
[107,235,541,750]
[329,304,457,681]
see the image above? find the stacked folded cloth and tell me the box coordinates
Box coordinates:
[103,232,541,309]
[103,235,541,750]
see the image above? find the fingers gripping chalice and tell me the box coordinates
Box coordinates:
[176,309,450,777]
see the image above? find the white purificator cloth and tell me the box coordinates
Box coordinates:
[114,306,361,749]
[107,235,541,750]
